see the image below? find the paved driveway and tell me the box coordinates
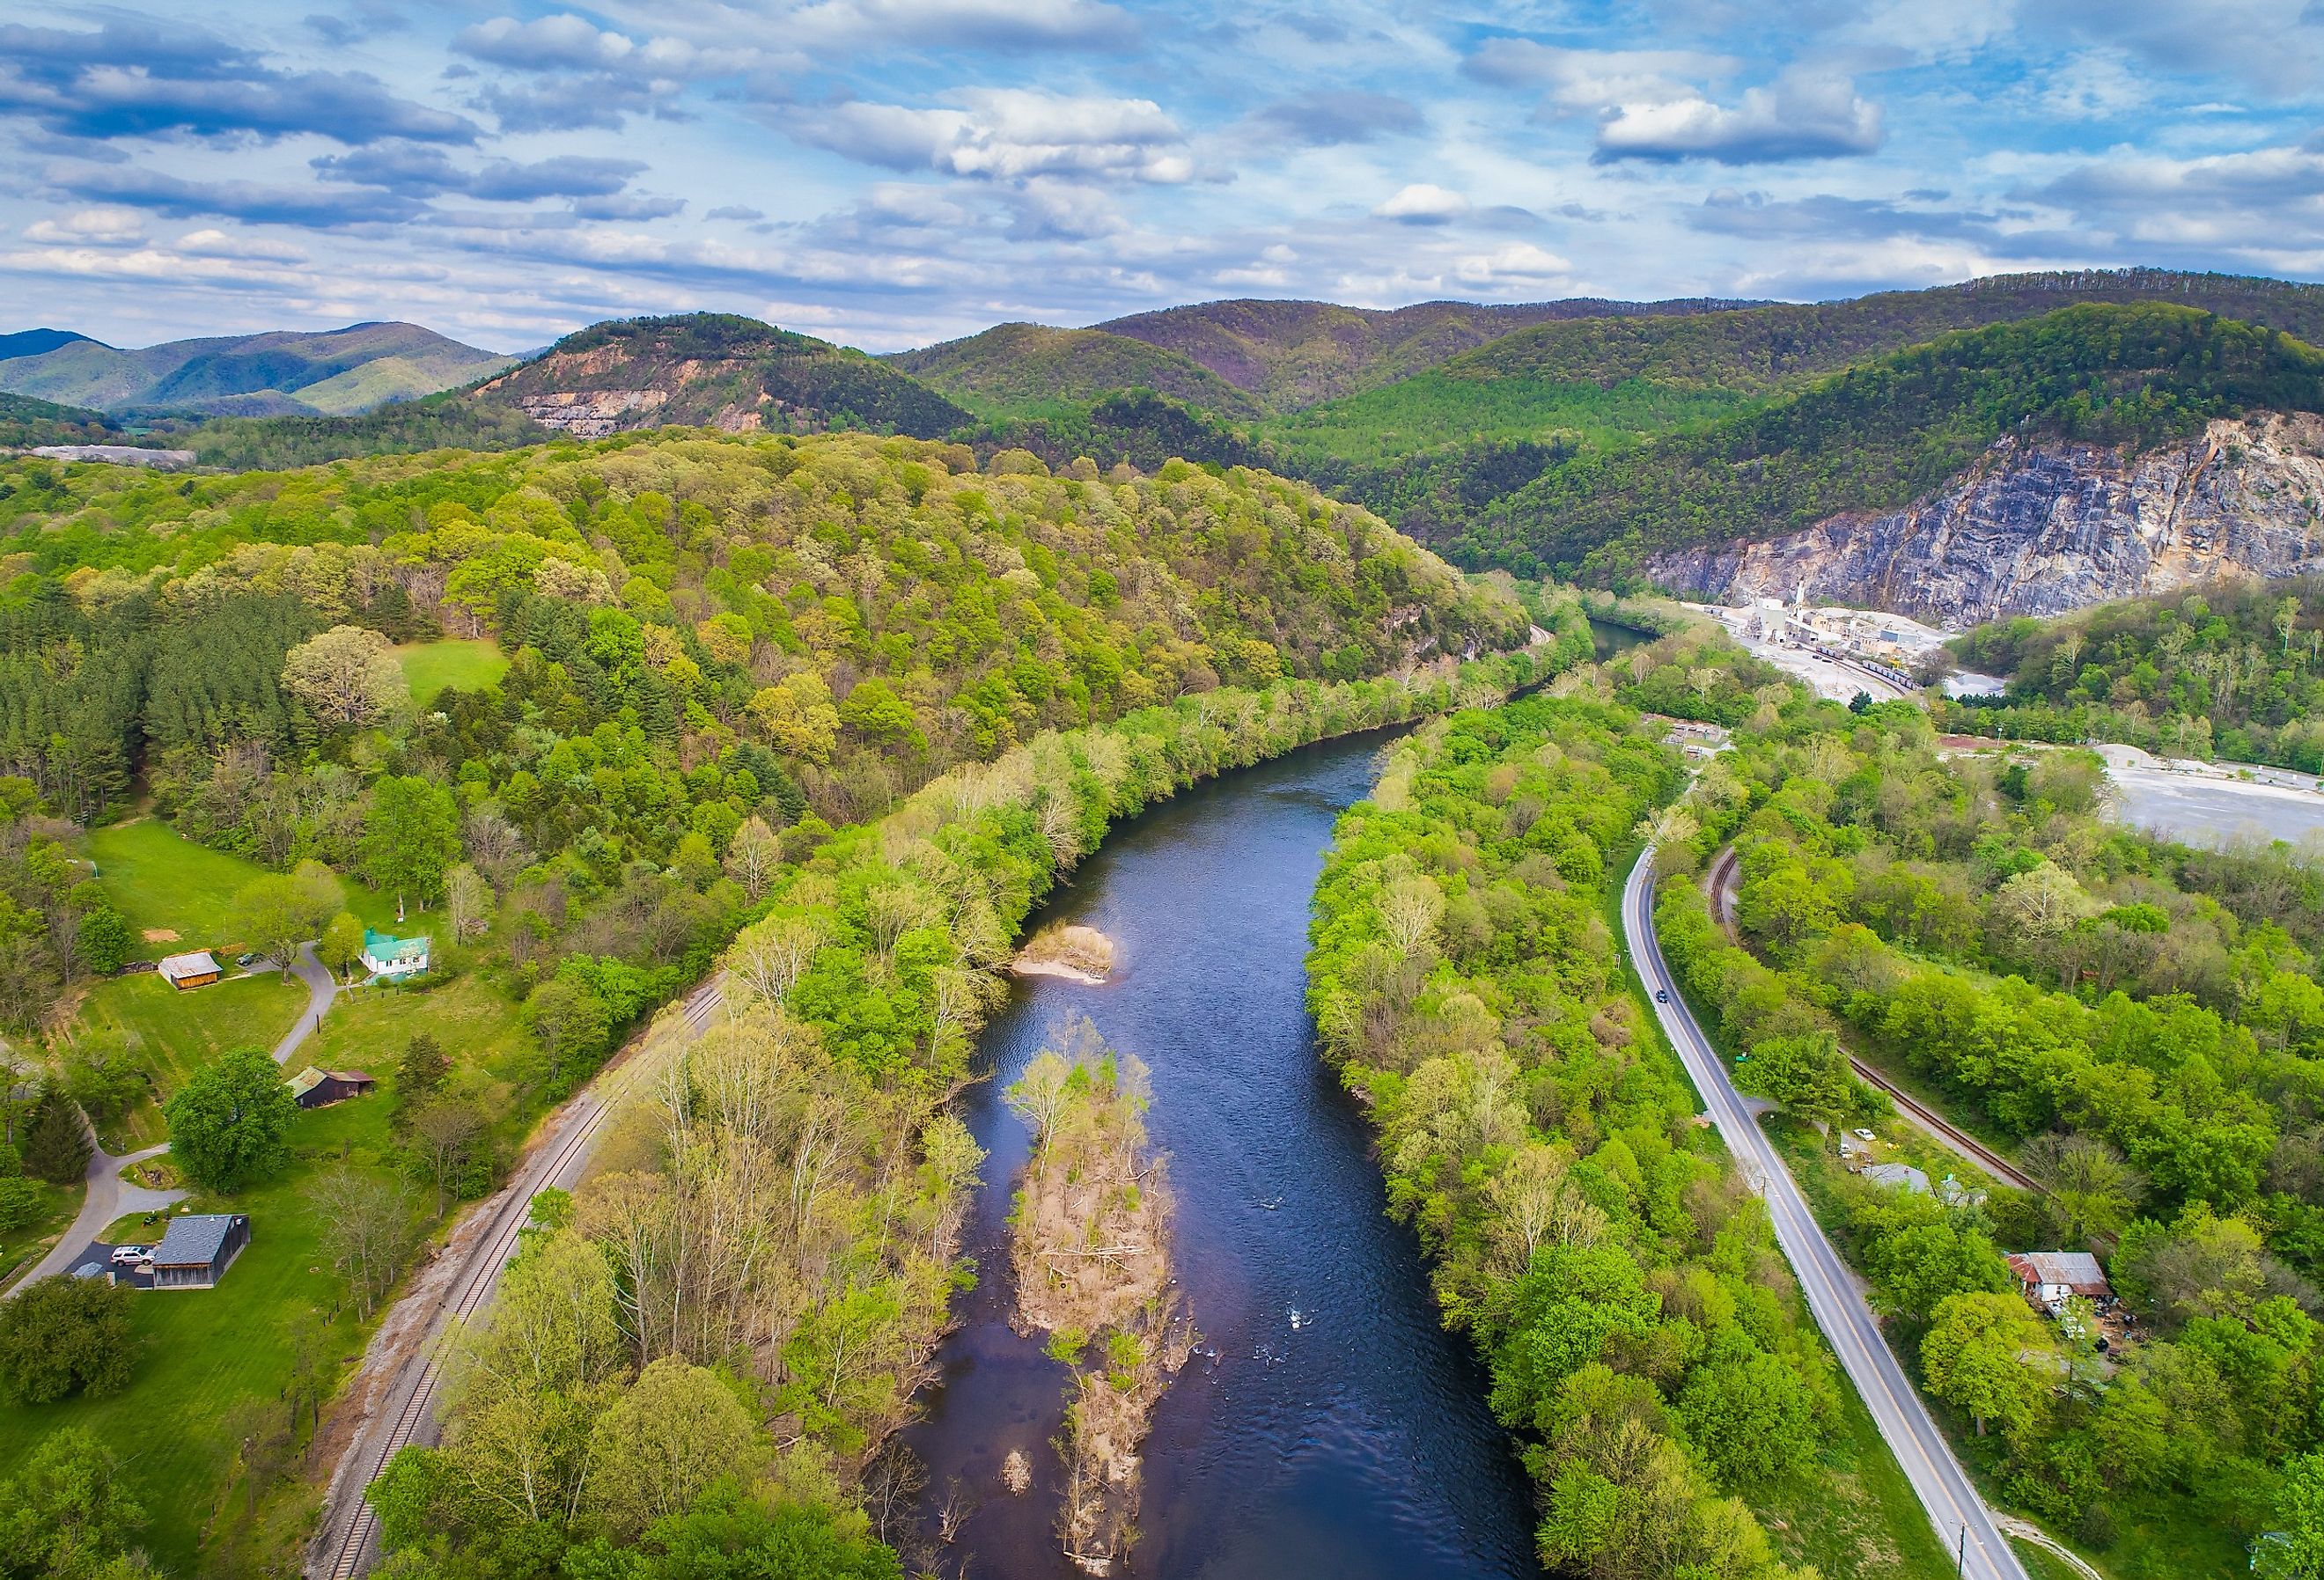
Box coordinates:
[6,1130,184,1294]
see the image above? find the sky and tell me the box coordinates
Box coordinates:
[5,1,2324,354]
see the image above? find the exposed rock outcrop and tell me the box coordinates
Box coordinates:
[1647,413,2324,625]
[472,312,971,438]
[511,388,667,437]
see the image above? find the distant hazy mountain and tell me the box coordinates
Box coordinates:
[0,322,514,415]
[0,329,99,364]
[475,312,971,438]
[1089,296,1760,411]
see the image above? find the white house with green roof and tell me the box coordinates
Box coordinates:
[361,928,430,979]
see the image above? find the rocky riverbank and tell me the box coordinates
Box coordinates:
[1004,1015,1193,1575]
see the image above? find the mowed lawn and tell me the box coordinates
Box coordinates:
[0,1177,78,1290]
[0,1102,409,1576]
[78,972,307,1146]
[86,815,409,950]
[397,637,507,702]
[301,974,536,1129]
[86,819,272,959]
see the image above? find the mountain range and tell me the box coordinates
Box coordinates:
[0,321,513,417]
[16,267,2324,623]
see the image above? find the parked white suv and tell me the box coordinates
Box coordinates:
[109,1244,150,1268]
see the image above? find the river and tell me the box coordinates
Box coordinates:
[898,730,1541,1580]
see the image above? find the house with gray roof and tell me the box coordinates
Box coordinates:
[149,1212,249,1290]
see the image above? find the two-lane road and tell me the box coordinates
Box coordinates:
[1624,849,2028,1580]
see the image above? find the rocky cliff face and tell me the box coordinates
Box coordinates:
[1647,413,2324,625]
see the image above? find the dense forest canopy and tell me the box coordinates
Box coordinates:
[1944,576,2324,771]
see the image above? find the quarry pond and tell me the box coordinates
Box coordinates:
[899,730,1540,1580]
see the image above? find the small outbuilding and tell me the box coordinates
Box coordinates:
[2007,1251,2112,1313]
[286,1067,375,1109]
[149,1212,250,1290]
[361,930,430,979]
[157,951,223,990]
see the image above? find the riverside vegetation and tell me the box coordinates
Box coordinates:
[1648,669,2324,1575]
[364,641,1575,1580]
[0,426,1548,1577]
[1305,674,1938,1580]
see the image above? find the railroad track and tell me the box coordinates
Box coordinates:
[315,976,726,1579]
[1703,846,2042,1196]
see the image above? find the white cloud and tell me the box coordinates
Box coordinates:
[453,15,723,77]
[1595,72,1885,163]
[177,228,307,261]
[25,207,144,246]
[786,89,1189,184]
[2041,51,2152,118]
[785,0,1137,50]
[1466,40,1735,112]
[1373,182,1471,224]
[2034,143,2324,249]
[1453,241,1574,287]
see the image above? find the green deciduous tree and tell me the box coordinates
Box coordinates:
[1922,1290,2055,1439]
[282,623,406,729]
[364,776,459,922]
[230,858,344,976]
[0,1276,138,1404]
[164,1047,295,1191]
[524,977,610,1089]
[585,1359,762,1540]
[1732,1032,1857,1132]
[0,1427,150,1578]
[319,909,366,982]
[74,907,129,976]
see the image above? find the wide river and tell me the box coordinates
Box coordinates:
[899,729,1541,1580]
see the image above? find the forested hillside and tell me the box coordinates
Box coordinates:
[889,321,1261,420]
[1943,576,2324,770]
[1093,295,1752,410]
[1452,305,2324,579]
[4,430,1498,829]
[0,393,122,448]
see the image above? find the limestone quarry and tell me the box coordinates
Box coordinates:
[1648,412,2324,626]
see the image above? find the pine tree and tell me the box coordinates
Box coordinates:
[397,1035,449,1105]
[22,1085,90,1184]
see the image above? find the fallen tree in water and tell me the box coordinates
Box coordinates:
[1005,1014,1193,1575]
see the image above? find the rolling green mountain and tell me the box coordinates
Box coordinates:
[0,321,512,416]
[1254,268,2324,467]
[889,321,1263,420]
[1455,302,2324,577]
[475,312,972,438]
[1091,295,1754,410]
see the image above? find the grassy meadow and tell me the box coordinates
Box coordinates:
[395,636,508,703]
